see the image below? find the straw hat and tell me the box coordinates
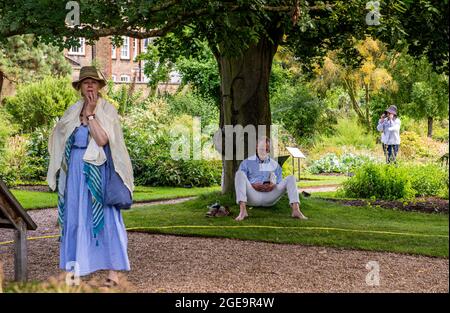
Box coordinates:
[72,66,107,90]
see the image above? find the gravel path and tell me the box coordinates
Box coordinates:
[0,233,447,292]
[2,188,448,293]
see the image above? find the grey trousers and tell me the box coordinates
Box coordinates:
[235,170,300,206]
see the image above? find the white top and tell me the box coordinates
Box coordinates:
[377,118,401,145]
[47,97,134,193]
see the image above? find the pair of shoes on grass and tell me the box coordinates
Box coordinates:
[206,203,230,217]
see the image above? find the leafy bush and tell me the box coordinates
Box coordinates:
[122,97,221,187]
[271,83,333,145]
[105,81,142,115]
[308,153,375,174]
[408,163,448,197]
[0,135,27,186]
[4,76,78,132]
[399,131,441,160]
[22,126,52,181]
[176,49,220,103]
[340,162,448,200]
[0,128,52,186]
[166,92,219,126]
[340,163,415,200]
[432,120,449,142]
[0,111,14,148]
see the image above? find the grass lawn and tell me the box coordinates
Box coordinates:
[11,186,221,210]
[10,190,58,210]
[123,192,449,258]
[11,175,346,210]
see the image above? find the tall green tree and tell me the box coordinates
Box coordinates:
[137,44,174,96]
[0,0,447,193]
[409,71,448,138]
[0,34,71,99]
[313,37,398,131]
[377,53,449,137]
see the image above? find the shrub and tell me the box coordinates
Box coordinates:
[4,76,78,132]
[408,163,448,197]
[340,163,415,200]
[21,126,52,181]
[175,48,220,103]
[400,131,440,160]
[432,120,449,142]
[0,111,14,148]
[166,92,219,126]
[308,153,375,174]
[105,81,142,115]
[122,97,221,187]
[0,135,28,186]
[271,83,331,145]
[340,162,448,200]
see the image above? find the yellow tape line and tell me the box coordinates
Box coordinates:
[126,225,449,238]
[0,225,447,246]
[0,234,61,246]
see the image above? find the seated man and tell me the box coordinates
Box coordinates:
[234,136,308,221]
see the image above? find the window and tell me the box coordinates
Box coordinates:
[111,46,116,59]
[120,75,130,82]
[68,38,85,55]
[143,38,150,53]
[133,38,138,59]
[111,75,116,82]
[120,37,130,59]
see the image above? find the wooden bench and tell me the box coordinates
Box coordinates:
[0,180,37,282]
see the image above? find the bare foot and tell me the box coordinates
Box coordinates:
[291,209,308,220]
[235,211,248,221]
[291,203,308,220]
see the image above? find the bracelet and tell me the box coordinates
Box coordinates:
[87,114,96,121]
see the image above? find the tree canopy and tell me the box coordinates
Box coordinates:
[0,1,447,70]
[1,0,447,193]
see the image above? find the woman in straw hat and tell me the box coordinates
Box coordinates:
[377,105,401,163]
[47,66,134,287]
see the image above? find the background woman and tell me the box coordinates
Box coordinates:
[377,105,401,163]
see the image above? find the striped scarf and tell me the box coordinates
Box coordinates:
[57,129,105,245]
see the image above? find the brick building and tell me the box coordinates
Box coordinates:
[64,36,181,96]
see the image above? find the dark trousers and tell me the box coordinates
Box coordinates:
[382,143,388,162]
[386,144,399,163]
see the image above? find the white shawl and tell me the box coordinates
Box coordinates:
[47,97,134,193]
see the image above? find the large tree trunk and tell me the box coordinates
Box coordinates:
[214,29,283,195]
[427,116,433,138]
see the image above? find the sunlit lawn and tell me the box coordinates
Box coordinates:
[12,186,220,210]
[12,174,345,210]
[123,192,449,258]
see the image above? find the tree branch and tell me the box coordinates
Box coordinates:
[0,1,335,41]
[262,4,335,12]
[147,0,182,13]
[40,7,209,41]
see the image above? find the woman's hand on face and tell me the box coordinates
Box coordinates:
[85,92,98,115]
